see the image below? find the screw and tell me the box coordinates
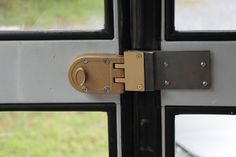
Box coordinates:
[164,80,170,86]
[137,84,143,90]
[82,86,88,93]
[202,81,208,87]
[200,61,207,68]
[104,58,110,64]
[140,119,149,126]
[163,61,169,67]
[136,54,142,59]
[104,86,110,93]
[82,58,88,64]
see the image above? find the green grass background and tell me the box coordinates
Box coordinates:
[0,112,108,157]
[0,0,104,29]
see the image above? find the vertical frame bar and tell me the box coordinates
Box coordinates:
[118,0,162,157]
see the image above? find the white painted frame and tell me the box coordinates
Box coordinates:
[0,2,119,104]
[0,1,122,157]
[161,0,236,156]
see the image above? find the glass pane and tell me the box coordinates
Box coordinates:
[175,115,236,157]
[0,0,104,31]
[0,112,108,157]
[175,0,236,31]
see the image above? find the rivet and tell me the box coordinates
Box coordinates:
[200,61,207,68]
[104,86,110,93]
[82,58,88,64]
[164,80,170,86]
[82,86,88,93]
[137,84,143,90]
[163,61,169,67]
[202,81,208,87]
[140,119,149,126]
[104,58,110,64]
[136,54,142,59]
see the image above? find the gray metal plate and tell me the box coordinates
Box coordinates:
[154,51,211,89]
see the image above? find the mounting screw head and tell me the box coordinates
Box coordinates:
[82,86,88,93]
[202,81,208,87]
[104,86,110,93]
[163,61,169,67]
[164,80,170,86]
[200,61,207,68]
[82,58,88,64]
[104,58,110,64]
[136,54,142,59]
[137,84,143,90]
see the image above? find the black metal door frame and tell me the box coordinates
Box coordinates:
[118,0,162,157]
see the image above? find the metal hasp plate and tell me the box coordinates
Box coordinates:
[149,51,211,90]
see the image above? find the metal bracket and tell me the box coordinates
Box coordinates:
[68,51,211,94]
[144,51,211,90]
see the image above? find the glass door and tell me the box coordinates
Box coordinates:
[163,0,236,156]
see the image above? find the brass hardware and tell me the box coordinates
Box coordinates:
[114,51,145,91]
[75,67,86,86]
[68,54,124,94]
[68,51,145,94]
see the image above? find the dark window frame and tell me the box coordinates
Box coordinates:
[165,0,236,41]
[0,103,117,157]
[165,106,236,157]
[118,0,162,157]
[0,0,114,40]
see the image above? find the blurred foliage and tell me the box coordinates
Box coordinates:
[0,112,108,157]
[0,0,104,29]
[176,0,206,5]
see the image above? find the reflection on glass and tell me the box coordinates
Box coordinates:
[0,112,108,157]
[0,0,104,31]
[175,0,236,30]
[175,115,236,157]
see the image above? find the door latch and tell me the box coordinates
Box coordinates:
[68,51,211,94]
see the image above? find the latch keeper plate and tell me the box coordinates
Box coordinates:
[114,51,145,92]
[153,51,211,90]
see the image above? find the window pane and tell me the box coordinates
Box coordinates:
[0,112,108,157]
[175,0,236,31]
[0,0,104,31]
[175,115,236,157]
